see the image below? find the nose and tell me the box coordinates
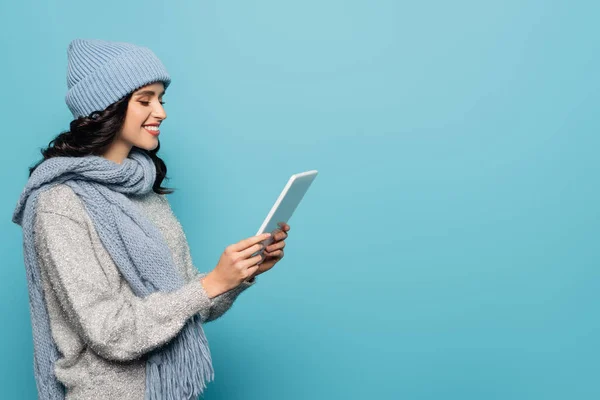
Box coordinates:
[153,101,167,121]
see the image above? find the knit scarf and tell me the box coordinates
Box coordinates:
[12,148,214,400]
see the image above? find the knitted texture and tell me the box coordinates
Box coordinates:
[12,148,214,400]
[65,39,171,119]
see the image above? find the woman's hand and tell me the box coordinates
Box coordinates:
[249,222,290,280]
[202,232,272,298]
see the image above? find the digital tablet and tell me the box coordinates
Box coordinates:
[252,170,318,262]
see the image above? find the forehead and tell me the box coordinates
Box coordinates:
[133,82,165,96]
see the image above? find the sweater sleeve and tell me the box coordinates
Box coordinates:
[194,270,255,322]
[34,210,214,362]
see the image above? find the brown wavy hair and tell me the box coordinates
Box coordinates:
[28,92,174,195]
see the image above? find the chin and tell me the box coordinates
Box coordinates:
[136,140,159,152]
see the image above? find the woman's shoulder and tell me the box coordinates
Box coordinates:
[37,183,87,222]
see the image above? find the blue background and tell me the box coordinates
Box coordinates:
[1,1,599,398]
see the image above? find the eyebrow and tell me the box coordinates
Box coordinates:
[134,90,165,97]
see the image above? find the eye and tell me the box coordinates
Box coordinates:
[138,100,166,106]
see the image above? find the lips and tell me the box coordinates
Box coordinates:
[143,125,160,136]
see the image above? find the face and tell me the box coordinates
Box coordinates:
[117,82,167,152]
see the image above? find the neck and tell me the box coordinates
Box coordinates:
[102,140,132,165]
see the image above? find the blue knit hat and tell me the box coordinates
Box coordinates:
[65,39,171,119]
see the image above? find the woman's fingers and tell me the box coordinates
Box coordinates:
[240,253,265,269]
[271,228,288,242]
[277,222,290,233]
[266,240,286,252]
[230,233,271,253]
[264,249,284,259]
[240,242,265,259]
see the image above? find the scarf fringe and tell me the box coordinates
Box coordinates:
[145,315,214,400]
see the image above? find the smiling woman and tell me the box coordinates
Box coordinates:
[14,38,283,400]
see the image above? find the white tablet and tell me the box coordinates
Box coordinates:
[253,170,318,261]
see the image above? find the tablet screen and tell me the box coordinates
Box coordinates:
[256,170,318,236]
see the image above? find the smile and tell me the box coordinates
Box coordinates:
[143,125,160,136]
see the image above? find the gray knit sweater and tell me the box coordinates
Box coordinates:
[32,184,255,399]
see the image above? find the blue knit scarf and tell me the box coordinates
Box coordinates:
[12,148,213,400]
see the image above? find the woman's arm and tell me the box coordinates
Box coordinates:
[167,196,257,322]
[195,269,255,322]
[34,210,214,362]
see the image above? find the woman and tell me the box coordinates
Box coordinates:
[11,38,289,400]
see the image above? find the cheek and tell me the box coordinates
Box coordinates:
[122,107,148,135]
